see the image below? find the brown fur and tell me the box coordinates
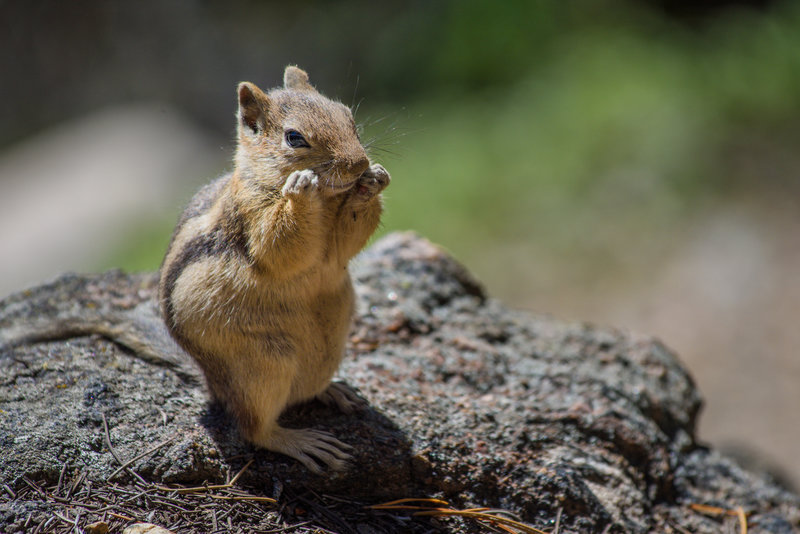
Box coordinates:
[158,66,389,473]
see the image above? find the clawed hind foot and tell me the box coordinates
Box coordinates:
[315,381,366,414]
[259,426,353,474]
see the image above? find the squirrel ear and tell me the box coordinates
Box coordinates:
[283,66,315,92]
[237,82,270,134]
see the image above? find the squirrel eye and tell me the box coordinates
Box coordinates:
[284,129,310,148]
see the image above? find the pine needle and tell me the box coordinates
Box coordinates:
[368,498,545,534]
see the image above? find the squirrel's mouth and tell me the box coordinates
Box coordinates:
[323,178,357,193]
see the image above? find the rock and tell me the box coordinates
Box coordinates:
[85,521,110,534]
[0,231,798,533]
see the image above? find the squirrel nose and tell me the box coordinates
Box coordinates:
[339,154,369,177]
[352,158,369,177]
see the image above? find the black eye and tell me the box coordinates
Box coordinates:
[284,129,310,148]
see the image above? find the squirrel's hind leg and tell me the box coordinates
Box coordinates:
[215,357,353,474]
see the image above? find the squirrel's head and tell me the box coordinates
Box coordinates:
[234,66,369,195]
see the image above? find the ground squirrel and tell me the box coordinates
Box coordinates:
[159,66,389,472]
[1,66,389,474]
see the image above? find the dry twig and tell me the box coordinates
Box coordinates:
[107,435,177,481]
[368,498,546,534]
[688,503,749,534]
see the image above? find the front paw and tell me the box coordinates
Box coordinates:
[282,169,320,197]
[355,163,390,198]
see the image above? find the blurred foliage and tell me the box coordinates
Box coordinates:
[91,0,800,286]
[353,0,800,282]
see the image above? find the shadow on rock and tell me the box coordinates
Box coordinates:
[199,391,415,499]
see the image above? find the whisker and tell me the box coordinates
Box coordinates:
[352,97,365,120]
[351,75,361,113]
[358,107,418,161]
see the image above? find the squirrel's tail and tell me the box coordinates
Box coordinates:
[0,272,200,383]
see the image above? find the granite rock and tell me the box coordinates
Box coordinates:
[0,232,797,533]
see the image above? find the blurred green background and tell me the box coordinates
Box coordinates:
[2,0,799,487]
